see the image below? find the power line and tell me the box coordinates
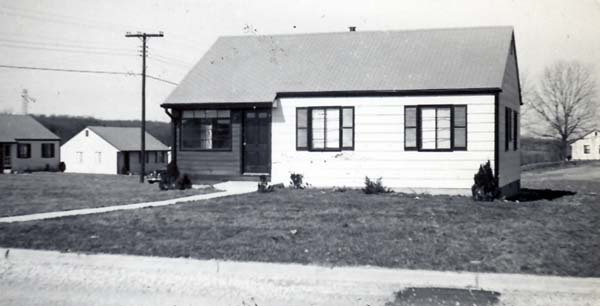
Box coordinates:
[0,37,133,52]
[0,42,137,57]
[0,64,177,85]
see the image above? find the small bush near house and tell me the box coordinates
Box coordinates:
[363,176,392,194]
[290,173,306,189]
[257,175,275,193]
[471,161,499,201]
[58,162,66,172]
[174,174,192,190]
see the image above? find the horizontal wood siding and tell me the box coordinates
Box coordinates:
[497,38,522,189]
[272,95,496,193]
[176,110,242,176]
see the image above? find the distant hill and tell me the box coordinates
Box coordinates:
[32,114,172,146]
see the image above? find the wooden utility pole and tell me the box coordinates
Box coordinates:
[125,31,163,183]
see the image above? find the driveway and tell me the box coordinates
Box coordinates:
[1,248,599,306]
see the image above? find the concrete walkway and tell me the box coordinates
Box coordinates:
[0,181,257,223]
[0,248,598,306]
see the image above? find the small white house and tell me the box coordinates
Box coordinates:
[0,114,61,172]
[160,26,523,196]
[571,130,600,160]
[60,126,169,175]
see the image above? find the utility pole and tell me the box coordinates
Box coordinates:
[125,31,163,183]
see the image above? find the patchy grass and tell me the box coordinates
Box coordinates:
[0,164,599,277]
[0,172,216,217]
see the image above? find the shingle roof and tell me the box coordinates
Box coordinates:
[164,26,514,105]
[88,126,168,151]
[0,114,60,142]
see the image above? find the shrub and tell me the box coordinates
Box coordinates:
[471,161,499,201]
[58,162,66,172]
[257,175,275,193]
[44,164,50,171]
[174,173,192,190]
[363,176,392,194]
[290,173,306,189]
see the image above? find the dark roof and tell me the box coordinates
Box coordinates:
[0,114,60,142]
[88,126,168,151]
[164,26,514,105]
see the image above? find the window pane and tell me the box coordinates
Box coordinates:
[454,106,466,127]
[182,110,195,118]
[325,108,340,149]
[297,109,307,128]
[454,127,466,148]
[342,108,353,128]
[437,108,451,149]
[405,127,416,148]
[342,128,353,148]
[218,110,230,118]
[297,129,307,148]
[311,109,325,149]
[421,108,436,149]
[206,110,217,118]
[258,112,268,119]
[405,107,417,127]
[246,112,256,118]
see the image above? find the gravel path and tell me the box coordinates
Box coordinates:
[1,248,599,306]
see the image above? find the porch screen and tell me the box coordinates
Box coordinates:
[181,110,231,150]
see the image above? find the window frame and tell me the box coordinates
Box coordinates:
[179,110,233,152]
[17,143,31,159]
[296,106,355,152]
[584,145,590,154]
[404,105,467,152]
[41,143,55,158]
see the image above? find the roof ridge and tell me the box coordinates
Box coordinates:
[218,25,514,39]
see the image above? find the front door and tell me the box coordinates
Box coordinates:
[243,110,271,174]
[122,152,130,174]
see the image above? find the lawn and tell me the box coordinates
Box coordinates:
[0,164,598,277]
[0,172,216,217]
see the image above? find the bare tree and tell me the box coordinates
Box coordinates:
[518,71,538,134]
[530,61,598,159]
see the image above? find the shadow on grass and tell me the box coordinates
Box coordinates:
[385,287,500,306]
[508,188,576,202]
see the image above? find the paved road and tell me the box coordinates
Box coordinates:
[1,248,598,306]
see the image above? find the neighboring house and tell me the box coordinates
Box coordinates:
[570,130,600,160]
[60,126,169,175]
[0,114,60,172]
[161,26,523,196]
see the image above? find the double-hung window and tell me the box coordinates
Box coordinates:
[41,143,55,158]
[513,111,519,150]
[404,105,467,151]
[296,107,354,151]
[17,144,31,159]
[181,110,232,150]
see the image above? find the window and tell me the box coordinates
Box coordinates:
[584,145,590,154]
[505,107,512,151]
[181,110,231,150]
[159,151,166,163]
[85,130,89,137]
[404,105,467,151]
[76,152,83,163]
[154,151,159,163]
[17,144,31,159]
[513,111,519,150]
[296,107,354,151]
[404,107,417,150]
[145,152,153,164]
[41,143,55,158]
[95,152,102,164]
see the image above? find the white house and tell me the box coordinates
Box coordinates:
[160,26,522,196]
[0,114,61,173]
[570,130,600,160]
[60,126,169,174]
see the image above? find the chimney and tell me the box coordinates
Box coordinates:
[348,26,356,32]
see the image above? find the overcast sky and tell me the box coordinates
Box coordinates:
[0,0,599,122]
